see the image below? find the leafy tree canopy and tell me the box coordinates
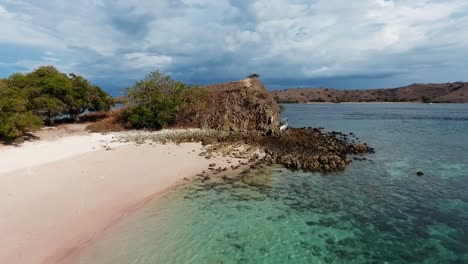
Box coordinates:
[123,71,195,129]
[0,85,42,141]
[6,66,113,124]
[68,73,114,121]
[0,66,113,141]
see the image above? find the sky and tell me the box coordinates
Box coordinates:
[1,0,468,95]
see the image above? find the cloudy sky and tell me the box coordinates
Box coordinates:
[1,0,468,95]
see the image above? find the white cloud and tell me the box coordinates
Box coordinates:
[124,52,172,70]
[1,0,468,89]
[0,4,60,47]
[41,56,61,62]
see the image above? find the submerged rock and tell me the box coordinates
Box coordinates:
[352,144,372,153]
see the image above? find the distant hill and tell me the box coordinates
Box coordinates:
[271,82,468,103]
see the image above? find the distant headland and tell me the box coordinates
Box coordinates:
[271,82,468,104]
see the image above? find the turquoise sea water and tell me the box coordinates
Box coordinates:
[75,103,468,264]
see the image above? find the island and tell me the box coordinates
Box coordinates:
[0,67,372,263]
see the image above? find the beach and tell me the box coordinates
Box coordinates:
[71,103,468,264]
[0,128,247,264]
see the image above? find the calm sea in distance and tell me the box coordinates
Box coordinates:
[75,103,468,264]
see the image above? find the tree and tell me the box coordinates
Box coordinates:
[7,66,113,124]
[68,73,113,121]
[247,73,260,79]
[123,71,193,129]
[1,66,112,141]
[67,74,89,120]
[0,85,42,141]
[11,66,73,125]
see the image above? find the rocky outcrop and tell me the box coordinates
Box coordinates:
[97,77,375,173]
[197,78,280,134]
[121,128,374,173]
[261,128,374,172]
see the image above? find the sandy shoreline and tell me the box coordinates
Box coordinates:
[0,130,249,264]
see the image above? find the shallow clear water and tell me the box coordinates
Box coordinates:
[75,104,468,264]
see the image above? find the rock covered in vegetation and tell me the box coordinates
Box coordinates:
[196,78,280,134]
[87,72,374,173]
[117,73,279,135]
[95,76,279,135]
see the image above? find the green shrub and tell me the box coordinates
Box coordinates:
[123,71,194,129]
[0,86,42,141]
[0,112,43,141]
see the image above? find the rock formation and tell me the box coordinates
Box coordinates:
[90,77,375,173]
[121,128,375,173]
[261,128,374,172]
[197,78,280,134]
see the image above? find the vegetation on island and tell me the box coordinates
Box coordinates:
[89,71,280,135]
[0,66,113,142]
[114,72,373,173]
[121,71,205,130]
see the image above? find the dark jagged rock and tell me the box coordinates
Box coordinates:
[351,144,372,153]
[259,128,373,172]
[133,127,374,173]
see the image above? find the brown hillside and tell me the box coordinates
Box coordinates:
[434,84,468,103]
[196,78,280,134]
[272,82,468,103]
